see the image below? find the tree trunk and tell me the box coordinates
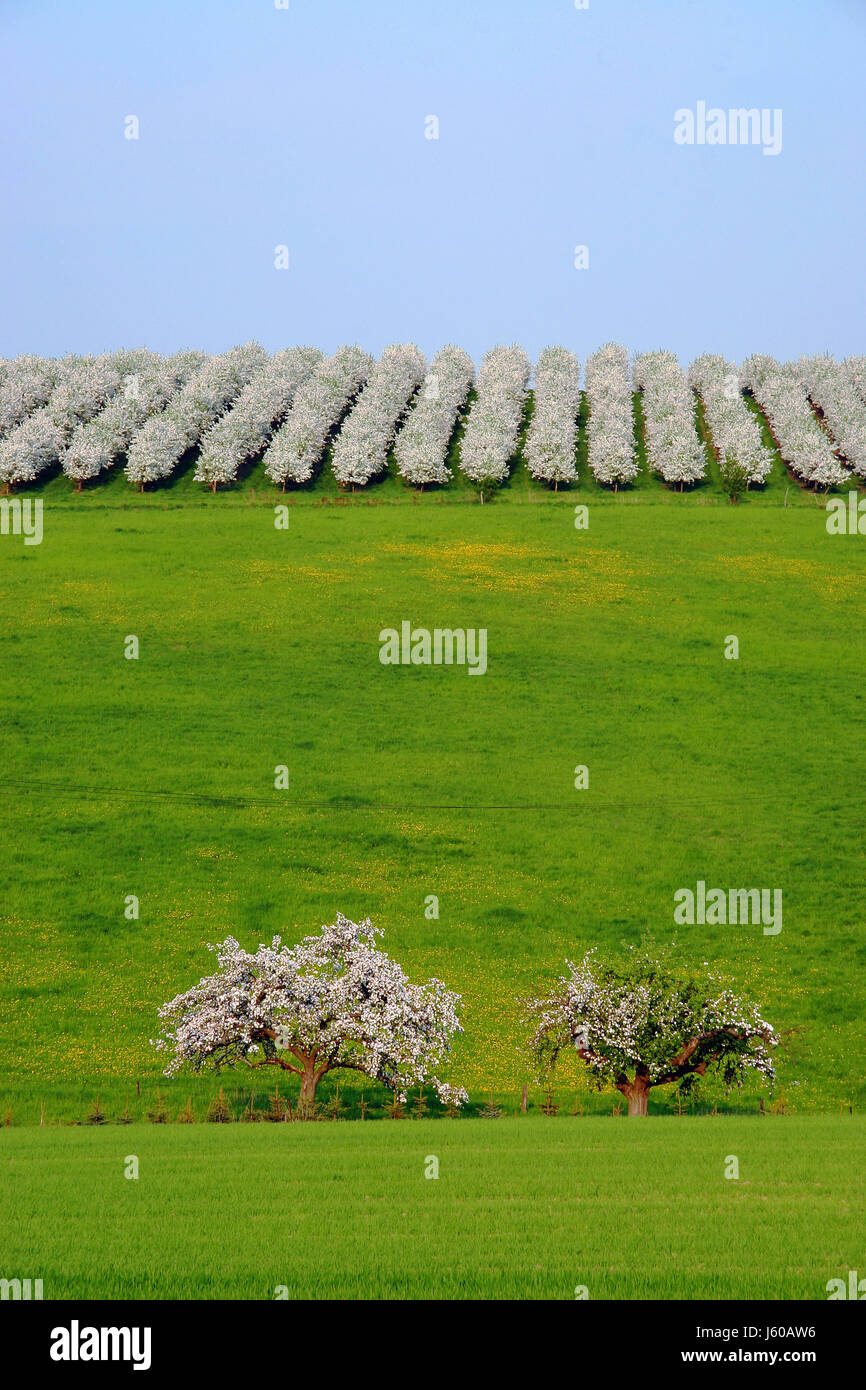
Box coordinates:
[622,1080,649,1117]
[299,1069,318,1103]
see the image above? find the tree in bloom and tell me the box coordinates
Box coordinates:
[152,912,468,1107]
[0,353,129,487]
[633,351,706,488]
[741,354,849,489]
[458,344,531,496]
[63,351,205,488]
[842,355,866,406]
[583,343,639,488]
[525,944,778,1116]
[688,353,773,488]
[0,355,58,438]
[393,345,474,487]
[523,346,581,488]
[125,343,267,488]
[331,344,426,488]
[263,345,374,487]
[795,355,866,481]
[195,346,323,489]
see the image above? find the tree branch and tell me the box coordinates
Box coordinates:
[650,1028,753,1088]
[248,1056,302,1076]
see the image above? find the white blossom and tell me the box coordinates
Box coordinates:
[63,351,205,484]
[0,355,58,438]
[523,346,581,486]
[263,345,374,487]
[795,354,866,480]
[583,343,639,487]
[0,353,127,486]
[741,354,849,487]
[195,346,323,488]
[393,345,474,486]
[688,353,773,484]
[633,350,706,486]
[331,344,427,488]
[125,342,267,487]
[842,355,866,405]
[458,344,531,485]
[525,946,778,1114]
[151,911,467,1106]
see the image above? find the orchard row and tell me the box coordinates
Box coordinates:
[1,344,863,493]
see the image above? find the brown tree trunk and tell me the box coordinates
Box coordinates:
[299,1069,318,1103]
[622,1080,649,1116]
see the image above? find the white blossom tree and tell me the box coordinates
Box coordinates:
[0,354,58,438]
[263,345,374,487]
[583,343,639,488]
[524,346,581,487]
[458,344,530,495]
[688,353,773,486]
[393,345,474,486]
[63,351,205,487]
[195,346,323,489]
[0,352,129,486]
[125,342,267,488]
[331,344,426,488]
[152,912,468,1107]
[796,354,866,480]
[741,354,849,488]
[633,351,706,488]
[525,945,778,1116]
[842,355,866,405]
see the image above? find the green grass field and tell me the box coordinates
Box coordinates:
[2,435,864,1119]
[2,421,864,1300]
[2,1117,863,1299]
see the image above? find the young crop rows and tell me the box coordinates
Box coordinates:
[2,342,864,495]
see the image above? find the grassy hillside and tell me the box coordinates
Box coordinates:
[1,472,864,1120]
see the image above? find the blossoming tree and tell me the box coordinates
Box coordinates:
[0,354,57,438]
[64,350,205,487]
[525,945,777,1116]
[331,343,426,488]
[195,345,322,489]
[458,344,530,495]
[393,344,474,487]
[740,354,848,488]
[524,346,581,487]
[688,353,773,487]
[583,342,639,488]
[263,345,373,487]
[796,354,866,480]
[125,343,267,488]
[633,350,706,487]
[152,912,468,1107]
[0,352,128,486]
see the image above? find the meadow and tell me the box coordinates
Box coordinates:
[1,430,864,1123]
[1,1118,863,1299]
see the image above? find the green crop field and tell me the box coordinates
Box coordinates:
[1,1117,863,1300]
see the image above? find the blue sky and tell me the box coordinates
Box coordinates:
[2,0,864,365]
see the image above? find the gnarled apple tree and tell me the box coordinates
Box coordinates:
[525,945,778,1116]
[152,912,467,1107]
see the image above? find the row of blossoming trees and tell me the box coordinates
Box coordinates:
[2,343,865,493]
[151,912,779,1118]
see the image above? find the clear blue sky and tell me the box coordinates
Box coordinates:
[2,0,864,365]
